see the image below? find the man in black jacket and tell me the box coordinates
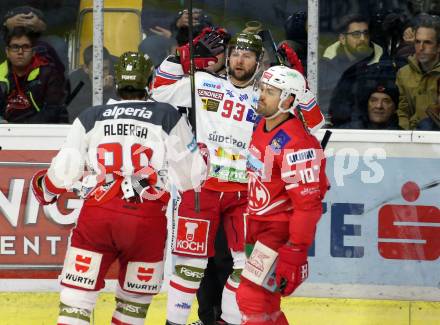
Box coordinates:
[319,14,394,127]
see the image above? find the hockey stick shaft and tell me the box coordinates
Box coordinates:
[187,0,201,213]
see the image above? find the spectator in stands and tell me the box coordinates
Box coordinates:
[138,35,176,67]
[319,14,380,124]
[396,14,440,129]
[2,6,67,76]
[339,82,400,130]
[67,45,116,122]
[1,2,79,71]
[407,0,440,16]
[284,11,308,72]
[0,27,67,123]
[321,14,397,128]
[172,8,213,46]
[417,104,440,130]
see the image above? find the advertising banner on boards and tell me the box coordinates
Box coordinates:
[0,134,438,300]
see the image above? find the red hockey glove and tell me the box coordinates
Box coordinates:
[178,27,228,74]
[31,169,57,205]
[277,42,305,75]
[275,244,308,296]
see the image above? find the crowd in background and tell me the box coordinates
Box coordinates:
[0,0,439,131]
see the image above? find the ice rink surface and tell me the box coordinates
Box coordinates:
[0,292,439,325]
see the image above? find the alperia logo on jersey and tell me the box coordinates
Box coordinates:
[103,105,153,119]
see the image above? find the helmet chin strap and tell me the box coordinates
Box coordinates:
[264,98,293,120]
[265,108,284,120]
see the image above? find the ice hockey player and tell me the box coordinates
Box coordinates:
[236,65,329,325]
[154,29,325,325]
[31,51,206,325]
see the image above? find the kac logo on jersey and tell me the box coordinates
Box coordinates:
[239,93,248,102]
[225,89,234,98]
[269,130,291,153]
[248,174,270,211]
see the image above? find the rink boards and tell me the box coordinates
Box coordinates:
[0,126,439,305]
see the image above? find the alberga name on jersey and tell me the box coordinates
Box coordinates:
[45,99,206,196]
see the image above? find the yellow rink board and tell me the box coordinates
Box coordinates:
[0,292,439,325]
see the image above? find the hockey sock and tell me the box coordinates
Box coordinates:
[57,302,92,325]
[221,268,242,324]
[111,297,150,325]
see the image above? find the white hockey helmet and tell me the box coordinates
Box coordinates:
[259,65,306,115]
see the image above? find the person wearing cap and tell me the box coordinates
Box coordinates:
[396,14,440,129]
[339,82,400,130]
[30,51,207,325]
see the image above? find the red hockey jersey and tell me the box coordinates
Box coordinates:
[247,116,328,244]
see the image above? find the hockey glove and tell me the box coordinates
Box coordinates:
[275,244,308,296]
[277,42,305,75]
[178,27,229,74]
[31,169,57,205]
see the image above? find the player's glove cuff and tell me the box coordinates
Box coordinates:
[31,169,57,205]
[277,42,305,75]
[275,244,308,296]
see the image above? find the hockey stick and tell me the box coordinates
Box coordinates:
[259,30,332,149]
[258,29,283,67]
[65,81,85,107]
[320,130,332,149]
[187,0,201,213]
[258,29,310,127]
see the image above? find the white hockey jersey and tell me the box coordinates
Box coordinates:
[44,99,206,200]
[152,56,325,192]
[153,58,259,191]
